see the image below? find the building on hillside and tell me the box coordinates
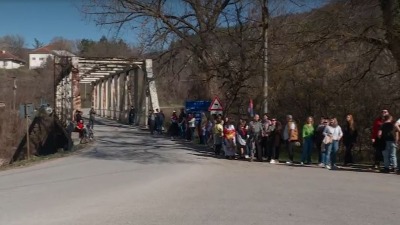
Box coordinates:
[29,45,75,69]
[0,50,26,69]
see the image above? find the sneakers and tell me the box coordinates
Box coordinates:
[326,165,332,170]
[300,162,304,166]
[286,161,293,165]
[318,163,325,167]
[270,159,277,164]
[381,168,390,173]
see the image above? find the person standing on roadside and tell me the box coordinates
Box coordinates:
[270,118,282,164]
[248,114,263,162]
[178,108,187,139]
[236,118,248,159]
[213,116,224,157]
[315,117,328,166]
[283,115,298,165]
[129,106,136,126]
[261,114,271,161]
[323,118,343,170]
[378,114,398,173]
[187,113,196,142]
[371,109,388,169]
[395,118,400,174]
[223,117,236,159]
[159,110,165,134]
[301,116,315,165]
[169,110,179,140]
[343,114,358,166]
[148,110,156,135]
[89,108,96,129]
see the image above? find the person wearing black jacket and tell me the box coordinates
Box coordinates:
[129,106,136,126]
[315,117,328,166]
[343,114,358,166]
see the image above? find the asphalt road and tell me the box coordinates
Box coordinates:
[0,117,399,225]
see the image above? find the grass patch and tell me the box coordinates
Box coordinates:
[0,142,94,171]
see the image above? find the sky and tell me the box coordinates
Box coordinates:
[0,0,128,48]
[0,0,329,49]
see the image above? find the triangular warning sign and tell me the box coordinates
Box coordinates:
[209,96,223,111]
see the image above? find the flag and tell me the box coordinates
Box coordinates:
[248,99,254,117]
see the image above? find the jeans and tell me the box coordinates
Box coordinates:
[301,137,313,163]
[383,141,398,169]
[179,124,186,138]
[157,120,164,134]
[325,140,339,167]
[248,136,261,160]
[89,119,94,130]
[321,150,326,165]
[246,139,253,157]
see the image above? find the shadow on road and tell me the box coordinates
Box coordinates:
[82,117,396,175]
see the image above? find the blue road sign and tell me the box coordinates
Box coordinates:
[185,100,211,113]
[185,100,211,124]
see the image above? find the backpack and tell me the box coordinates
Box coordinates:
[288,121,299,141]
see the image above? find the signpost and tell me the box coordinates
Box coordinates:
[208,96,223,115]
[19,103,34,160]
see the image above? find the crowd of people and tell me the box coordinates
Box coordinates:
[164,108,399,174]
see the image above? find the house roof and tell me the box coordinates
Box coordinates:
[0,50,26,63]
[30,44,75,57]
[30,44,57,54]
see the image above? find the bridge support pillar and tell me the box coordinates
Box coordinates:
[106,77,111,118]
[92,83,96,111]
[96,81,101,115]
[123,71,130,123]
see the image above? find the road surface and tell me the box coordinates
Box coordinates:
[0,117,399,225]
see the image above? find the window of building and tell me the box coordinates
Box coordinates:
[32,57,36,60]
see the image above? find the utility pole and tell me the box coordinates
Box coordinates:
[12,77,17,111]
[262,0,269,114]
[24,104,30,160]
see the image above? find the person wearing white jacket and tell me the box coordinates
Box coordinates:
[323,118,343,170]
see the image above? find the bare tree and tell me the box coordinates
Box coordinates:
[82,0,267,113]
[0,35,26,58]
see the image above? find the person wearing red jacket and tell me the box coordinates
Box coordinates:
[371,109,389,169]
[76,119,85,140]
